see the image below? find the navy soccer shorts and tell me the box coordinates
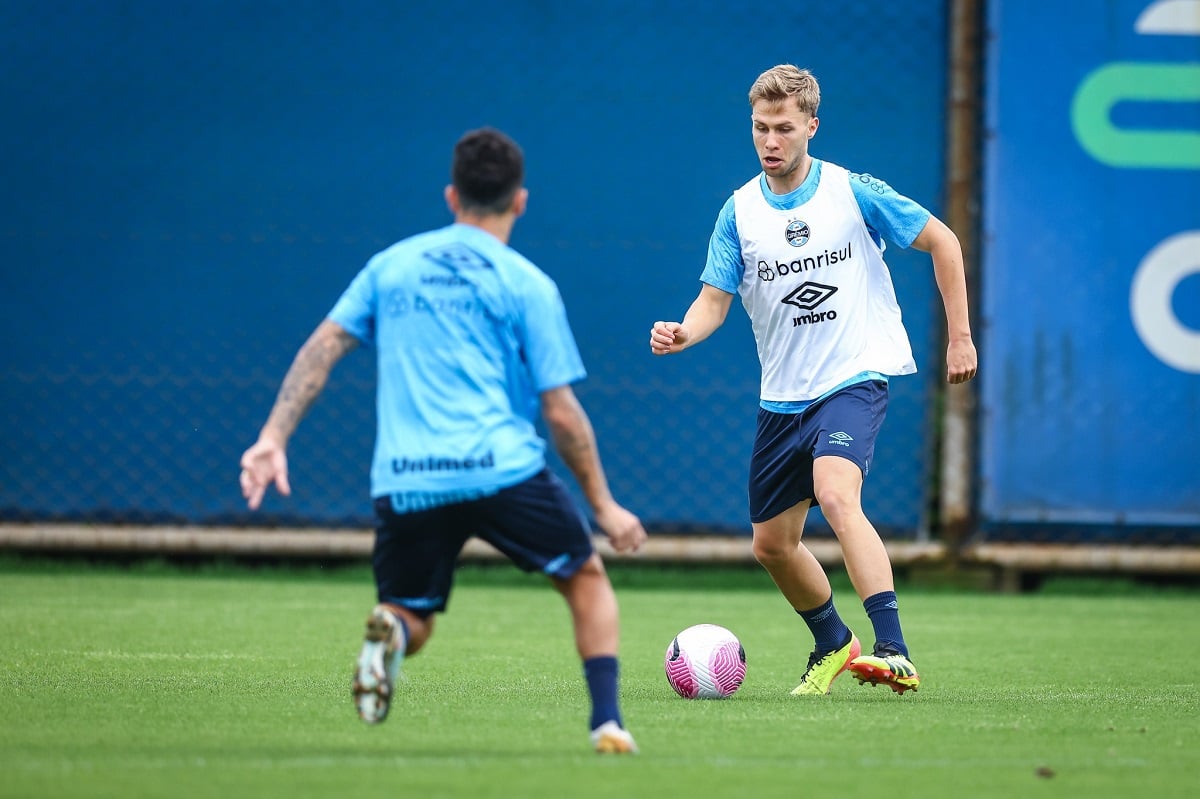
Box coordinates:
[748,379,889,523]
[371,468,595,618]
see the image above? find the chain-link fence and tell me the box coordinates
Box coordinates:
[1,1,951,539]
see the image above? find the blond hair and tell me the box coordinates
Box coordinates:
[748,64,820,116]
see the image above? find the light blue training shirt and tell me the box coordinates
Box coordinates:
[328,223,586,503]
[701,159,932,413]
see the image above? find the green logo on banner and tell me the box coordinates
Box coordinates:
[1071,62,1200,169]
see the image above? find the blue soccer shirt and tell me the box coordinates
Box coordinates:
[328,223,587,499]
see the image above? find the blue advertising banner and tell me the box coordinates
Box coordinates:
[982,0,1200,539]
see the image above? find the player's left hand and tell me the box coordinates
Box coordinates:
[946,337,978,384]
[239,436,291,510]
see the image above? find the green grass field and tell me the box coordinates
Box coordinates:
[1,556,1197,799]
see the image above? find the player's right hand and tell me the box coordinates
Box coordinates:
[239,436,291,510]
[594,502,647,554]
[650,321,686,355]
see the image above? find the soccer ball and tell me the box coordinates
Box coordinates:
[664,623,746,699]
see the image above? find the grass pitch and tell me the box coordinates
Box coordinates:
[0,556,1196,799]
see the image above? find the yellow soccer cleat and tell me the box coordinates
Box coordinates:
[790,633,861,696]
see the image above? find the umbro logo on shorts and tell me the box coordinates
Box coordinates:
[828,431,853,447]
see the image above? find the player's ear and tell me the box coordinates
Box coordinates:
[511,187,528,218]
[808,116,819,139]
[444,185,459,214]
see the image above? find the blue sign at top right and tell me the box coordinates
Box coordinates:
[982,0,1200,538]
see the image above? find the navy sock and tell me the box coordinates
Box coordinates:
[863,590,908,657]
[393,615,410,654]
[583,656,622,731]
[797,595,852,656]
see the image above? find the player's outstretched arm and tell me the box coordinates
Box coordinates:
[911,216,978,384]
[540,384,647,553]
[650,284,734,355]
[239,319,359,510]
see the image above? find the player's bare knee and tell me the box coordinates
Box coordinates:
[812,489,862,529]
[751,535,792,567]
[552,554,609,597]
[579,552,607,576]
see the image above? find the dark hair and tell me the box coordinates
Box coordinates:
[451,127,524,215]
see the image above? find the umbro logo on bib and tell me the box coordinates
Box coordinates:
[783,282,839,328]
[781,281,837,310]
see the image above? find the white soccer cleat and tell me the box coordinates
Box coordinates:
[590,720,638,754]
[352,606,404,724]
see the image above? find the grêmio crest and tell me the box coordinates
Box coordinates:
[785,218,811,247]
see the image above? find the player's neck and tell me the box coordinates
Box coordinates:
[764,155,813,195]
[456,213,515,244]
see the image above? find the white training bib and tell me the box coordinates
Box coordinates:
[734,162,916,401]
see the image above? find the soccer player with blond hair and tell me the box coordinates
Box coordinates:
[651,65,977,696]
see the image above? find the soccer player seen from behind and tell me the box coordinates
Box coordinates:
[240,127,647,753]
[649,65,978,696]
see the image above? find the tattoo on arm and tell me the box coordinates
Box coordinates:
[263,322,357,442]
[550,420,593,476]
[544,390,613,510]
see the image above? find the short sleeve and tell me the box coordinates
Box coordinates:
[848,172,932,249]
[516,278,587,392]
[699,196,743,293]
[327,259,378,346]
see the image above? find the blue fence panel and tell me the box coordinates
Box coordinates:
[0,1,948,536]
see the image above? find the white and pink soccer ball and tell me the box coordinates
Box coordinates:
[664,623,746,699]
